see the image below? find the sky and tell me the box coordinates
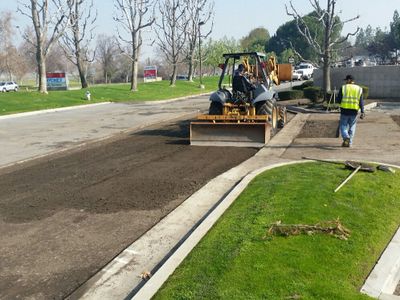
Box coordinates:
[1,0,399,60]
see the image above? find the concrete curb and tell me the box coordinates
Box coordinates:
[0,102,112,120]
[131,160,309,300]
[365,102,378,111]
[142,92,211,105]
[0,92,211,121]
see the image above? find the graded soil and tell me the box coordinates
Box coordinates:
[0,119,258,300]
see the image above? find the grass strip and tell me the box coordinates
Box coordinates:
[154,162,400,300]
[0,77,218,116]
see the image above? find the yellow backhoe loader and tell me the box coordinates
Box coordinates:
[190,52,292,147]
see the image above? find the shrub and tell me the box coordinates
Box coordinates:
[303,86,322,102]
[360,85,369,99]
[293,80,314,90]
[278,90,304,100]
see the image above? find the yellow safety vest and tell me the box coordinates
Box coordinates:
[340,84,362,110]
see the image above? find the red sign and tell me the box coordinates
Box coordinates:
[144,66,157,79]
[47,72,66,78]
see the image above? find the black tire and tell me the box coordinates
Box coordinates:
[278,106,287,128]
[256,100,278,133]
[209,101,223,115]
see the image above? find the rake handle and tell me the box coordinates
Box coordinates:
[334,166,361,193]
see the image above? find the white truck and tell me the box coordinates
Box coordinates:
[296,63,315,80]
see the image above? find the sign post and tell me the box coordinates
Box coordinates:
[288,57,294,87]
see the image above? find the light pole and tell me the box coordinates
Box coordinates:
[198,21,205,89]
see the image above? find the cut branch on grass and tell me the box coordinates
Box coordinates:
[266,218,351,240]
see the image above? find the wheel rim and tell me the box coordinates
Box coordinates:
[271,106,278,129]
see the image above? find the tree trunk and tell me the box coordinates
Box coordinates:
[170,64,177,86]
[323,11,332,96]
[75,43,88,88]
[187,57,195,82]
[130,58,138,91]
[187,44,195,81]
[37,48,47,93]
[77,58,88,89]
[322,52,331,93]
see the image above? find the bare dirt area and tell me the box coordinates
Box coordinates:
[0,119,258,300]
[297,119,339,138]
[392,115,400,127]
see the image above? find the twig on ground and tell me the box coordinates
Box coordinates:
[265,218,351,240]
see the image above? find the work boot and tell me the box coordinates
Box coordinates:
[342,138,350,147]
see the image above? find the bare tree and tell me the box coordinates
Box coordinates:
[47,44,72,72]
[114,0,155,91]
[96,34,118,83]
[18,0,73,93]
[155,0,188,86]
[286,0,359,93]
[61,0,97,89]
[17,39,37,82]
[0,11,17,79]
[184,0,214,82]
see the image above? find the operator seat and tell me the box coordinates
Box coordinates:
[232,74,255,102]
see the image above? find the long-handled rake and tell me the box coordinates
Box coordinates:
[302,157,375,192]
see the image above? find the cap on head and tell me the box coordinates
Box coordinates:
[238,64,245,71]
[344,74,354,81]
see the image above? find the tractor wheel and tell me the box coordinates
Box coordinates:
[209,101,223,115]
[278,106,287,128]
[256,100,278,134]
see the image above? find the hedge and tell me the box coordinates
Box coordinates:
[292,80,314,91]
[303,86,322,102]
[278,90,304,100]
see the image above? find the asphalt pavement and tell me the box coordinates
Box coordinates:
[0,96,209,169]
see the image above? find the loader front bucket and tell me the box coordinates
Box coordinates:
[190,122,271,147]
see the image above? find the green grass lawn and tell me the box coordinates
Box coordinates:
[0,77,218,116]
[154,162,400,300]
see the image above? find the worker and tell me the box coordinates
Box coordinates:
[336,74,365,147]
[233,64,255,94]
